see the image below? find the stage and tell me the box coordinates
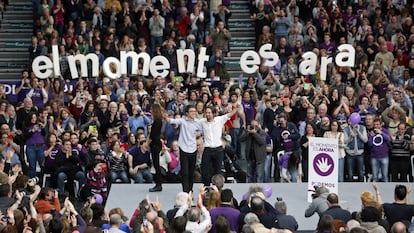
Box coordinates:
[106,182,405,231]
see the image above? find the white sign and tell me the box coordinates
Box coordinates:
[32,44,355,80]
[308,137,339,202]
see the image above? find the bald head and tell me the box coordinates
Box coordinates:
[391,222,406,233]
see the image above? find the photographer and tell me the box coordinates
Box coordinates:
[304,186,329,218]
[239,120,267,183]
[127,105,151,136]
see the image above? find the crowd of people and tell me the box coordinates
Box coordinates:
[0,171,411,233]
[1,0,414,230]
[8,0,414,190]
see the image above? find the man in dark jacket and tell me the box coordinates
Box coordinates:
[270,113,300,181]
[274,198,298,232]
[240,120,267,183]
[238,195,278,230]
[320,193,351,224]
[55,139,86,197]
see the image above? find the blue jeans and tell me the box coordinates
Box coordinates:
[264,154,272,183]
[26,145,45,178]
[346,154,364,182]
[131,168,153,183]
[338,158,344,182]
[110,171,129,183]
[280,168,299,183]
[371,157,389,182]
[57,171,86,194]
[247,160,265,183]
[229,128,242,157]
[150,36,163,56]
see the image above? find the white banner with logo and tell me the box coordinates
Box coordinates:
[307,137,339,202]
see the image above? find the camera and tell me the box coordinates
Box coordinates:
[249,125,255,130]
[28,176,39,185]
[276,197,283,201]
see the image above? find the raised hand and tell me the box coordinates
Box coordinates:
[316,157,332,173]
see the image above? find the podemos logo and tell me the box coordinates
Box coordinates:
[313,153,334,176]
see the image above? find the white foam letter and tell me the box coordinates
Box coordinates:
[320,56,333,81]
[299,51,317,76]
[120,51,151,76]
[197,47,209,78]
[259,44,279,67]
[240,50,260,74]
[103,57,122,79]
[177,49,195,74]
[150,56,170,78]
[335,44,355,67]
[32,56,53,79]
[67,53,100,78]
[52,45,61,77]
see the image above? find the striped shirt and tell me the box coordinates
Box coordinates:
[108,151,128,172]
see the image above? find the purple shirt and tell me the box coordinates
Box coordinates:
[368,128,391,159]
[209,205,240,233]
[343,14,357,26]
[242,100,255,123]
[319,42,336,56]
[280,127,295,151]
[43,144,61,168]
[26,126,45,146]
[28,88,45,109]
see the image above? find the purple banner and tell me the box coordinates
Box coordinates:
[1,80,79,105]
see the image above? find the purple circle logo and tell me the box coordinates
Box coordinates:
[313,153,334,176]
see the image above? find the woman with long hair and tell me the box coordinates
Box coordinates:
[279,150,302,183]
[127,132,137,150]
[324,120,346,182]
[24,112,46,178]
[50,77,65,109]
[43,133,61,187]
[108,140,129,183]
[300,122,317,182]
[79,101,100,132]
[148,104,163,192]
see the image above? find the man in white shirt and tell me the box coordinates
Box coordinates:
[200,105,240,186]
[185,206,212,233]
[175,194,212,233]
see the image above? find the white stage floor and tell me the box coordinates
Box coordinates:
[106,183,406,230]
